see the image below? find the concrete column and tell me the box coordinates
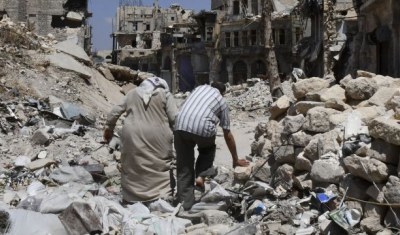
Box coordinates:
[247,0,252,15]
[171,49,178,93]
[227,59,234,85]
[393,26,400,77]
[247,62,252,79]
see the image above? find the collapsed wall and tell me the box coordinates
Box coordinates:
[246,71,400,233]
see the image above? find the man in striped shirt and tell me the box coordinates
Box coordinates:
[174,81,249,210]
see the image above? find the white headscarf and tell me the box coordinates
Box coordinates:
[136,77,170,105]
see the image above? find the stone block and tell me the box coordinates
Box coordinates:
[234,164,253,181]
[282,114,305,135]
[320,85,346,102]
[200,210,231,226]
[274,145,295,164]
[303,107,341,133]
[310,158,345,184]
[58,202,102,235]
[288,131,313,147]
[368,87,400,107]
[293,101,325,116]
[344,155,393,183]
[346,77,378,100]
[269,95,292,119]
[292,77,330,99]
[31,129,50,145]
[369,116,400,146]
[340,174,371,200]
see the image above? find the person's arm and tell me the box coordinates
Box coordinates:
[223,129,250,168]
[165,91,178,128]
[219,101,249,168]
[103,95,128,142]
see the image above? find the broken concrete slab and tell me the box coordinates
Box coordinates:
[274,145,295,164]
[345,77,378,100]
[343,155,393,183]
[320,85,346,102]
[47,53,91,79]
[310,158,345,184]
[368,87,400,107]
[66,11,83,21]
[340,174,371,200]
[294,151,312,172]
[27,158,56,171]
[55,40,91,65]
[292,101,325,116]
[282,114,305,135]
[121,83,136,95]
[369,116,400,146]
[325,99,352,111]
[200,210,231,226]
[98,66,115,81]
[269,95,292,119]
[31,129,51,145]
[357,70,376,78]
[50,166,94,184]
[292,77,330,99]
[303,107,341,133]
[234,164,253,181]
[356,138,400,165]
[353,106,386,125]
[288,131,313,147]
[58,202,102,235]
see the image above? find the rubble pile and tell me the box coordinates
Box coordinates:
[244,71,400,234]
[226,79,273,111]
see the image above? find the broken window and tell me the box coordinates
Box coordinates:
[144,39,152,49]
[206,27,213,41]
[242,31,248,46]
[131,64,138,70]
[278,29,285,45]
[259,30,264,46]
[250,30,257,46]
[139,52,145,55]
[242,0,248,15]
[132,39,137,48]
[129,52,134,55]
[51,15,81,28]
[225,32,231,47]
[233,32,239,47]
[233,1,240,15]
[171,17,175,21]
[295,27,302,43]
[251,0,258,15]
[272,29,276,44]
[63,0,87,11]
[146,23,150,31]
[142,64,149,71]
[181,10,186,14]
[133,22,138,31]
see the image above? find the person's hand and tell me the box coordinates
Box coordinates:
[233,159,250,168]
[103,129,114,143]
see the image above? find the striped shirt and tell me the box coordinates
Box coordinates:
[175,85,230,137]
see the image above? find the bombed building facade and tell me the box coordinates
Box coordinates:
[0,0,92,54]
[353,0,400,78]
[111,1,196,91]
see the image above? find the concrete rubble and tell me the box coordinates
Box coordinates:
[2,14,400,235]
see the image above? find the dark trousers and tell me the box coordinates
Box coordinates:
[174,130,216,210]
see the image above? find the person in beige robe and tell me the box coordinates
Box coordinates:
[104,77,177,203]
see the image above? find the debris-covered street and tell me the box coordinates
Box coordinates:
[1,0,400,234]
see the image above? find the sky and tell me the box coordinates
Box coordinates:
[89,0,210,51]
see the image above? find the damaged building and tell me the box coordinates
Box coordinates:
[211,0,305,85]
[0,0,92,54]
[353,0,400,78]
[297,0,358,79]
[111,0,196,91]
